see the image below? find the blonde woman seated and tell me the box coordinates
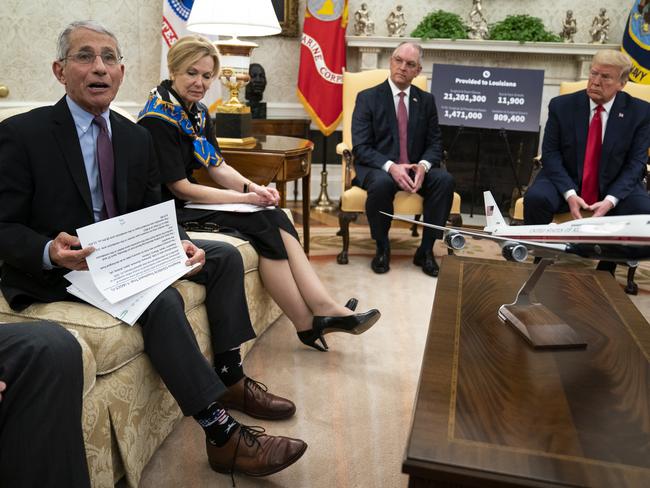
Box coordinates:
[138,36,380,351]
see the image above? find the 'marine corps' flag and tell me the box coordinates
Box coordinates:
[622,1,650,84]
[161,0,221,112]
[297,0,348,135]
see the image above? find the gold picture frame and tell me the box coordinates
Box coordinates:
[272,0,300,37]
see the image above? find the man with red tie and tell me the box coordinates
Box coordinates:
[524,50,650,225]
[352,42,455,276]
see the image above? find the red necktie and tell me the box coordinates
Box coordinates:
[581,105,604,205]
[397,92,408,164]
[93,116,118,219]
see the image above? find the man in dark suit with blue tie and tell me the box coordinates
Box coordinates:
[525,50,650,225]
[352,42,455,276]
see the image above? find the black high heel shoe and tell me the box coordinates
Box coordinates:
[298,309,381,352]
[345,298,358,311]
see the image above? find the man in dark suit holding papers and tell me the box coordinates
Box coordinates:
[352,41,455,276]
[0,20,306,481]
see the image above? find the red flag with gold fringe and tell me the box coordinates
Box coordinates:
[297,0,348,136]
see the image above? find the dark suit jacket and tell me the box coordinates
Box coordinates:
[540,89,650,200]
[0,97,161,310]
[351,80,442,184]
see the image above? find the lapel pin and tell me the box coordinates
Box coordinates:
[618,112,624,118]
[412,97,418,103]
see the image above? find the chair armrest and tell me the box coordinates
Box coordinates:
[337,142,356,191]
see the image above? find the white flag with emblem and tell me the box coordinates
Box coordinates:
[161,0,221,113]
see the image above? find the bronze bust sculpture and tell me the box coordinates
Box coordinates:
[245,63,267,119]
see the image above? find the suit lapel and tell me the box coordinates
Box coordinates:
[600,92,625,173]
[380,81,399,152]
[575,91,590,182]
[52,98,93,215]
[407,85,420,157]
[110,112,129,215]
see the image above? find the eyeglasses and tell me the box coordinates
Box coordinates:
[392,55,418,70]
[589,70,617,83]
[61,51,123,66]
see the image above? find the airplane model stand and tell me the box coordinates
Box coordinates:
[498,258,588,350]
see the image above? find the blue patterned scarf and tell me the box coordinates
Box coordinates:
[137,84,223,168]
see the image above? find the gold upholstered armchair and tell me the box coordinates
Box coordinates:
[335,69,462,264]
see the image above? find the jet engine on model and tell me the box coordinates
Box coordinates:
[502,242,528,262]
[444,232,466,250]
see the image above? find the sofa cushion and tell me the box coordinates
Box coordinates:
[0,321,96,397]
[0,280,204,375]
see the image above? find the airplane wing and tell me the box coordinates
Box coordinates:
[382,212,568,253]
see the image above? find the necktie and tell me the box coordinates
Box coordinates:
[581,105,604,205]
[93,115,117,219]
[397,92,408,164]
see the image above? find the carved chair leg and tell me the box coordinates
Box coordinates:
[337,211,358,264]
[625,264,639,295]
[411,214,421,237]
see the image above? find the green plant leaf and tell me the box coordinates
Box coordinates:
[488,14,561,42]
[411,10,469,40]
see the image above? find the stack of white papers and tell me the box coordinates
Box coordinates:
[65,200,197,326]
[66,268,190,326]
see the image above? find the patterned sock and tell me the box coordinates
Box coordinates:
[194,402,240,447]
[214,347,245,387]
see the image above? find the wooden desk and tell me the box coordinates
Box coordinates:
[194,135,313,253]
[403,257,650,488]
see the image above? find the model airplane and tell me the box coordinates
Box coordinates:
[384,191,650,263]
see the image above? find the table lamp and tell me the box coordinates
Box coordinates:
[187,0,281,147]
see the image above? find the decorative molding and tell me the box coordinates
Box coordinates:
[346,36,621,75]
[346,36,620,56]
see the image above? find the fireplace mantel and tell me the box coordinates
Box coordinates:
[347,36,620,81]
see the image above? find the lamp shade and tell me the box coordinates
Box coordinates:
[186,0,281,38]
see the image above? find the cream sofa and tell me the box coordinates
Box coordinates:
[0,105,285,487]
[0,231,283,487]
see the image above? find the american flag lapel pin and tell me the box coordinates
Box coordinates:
[618,112,624,118]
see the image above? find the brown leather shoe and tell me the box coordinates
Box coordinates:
[206,425,307,478]
[219,377,296,420]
